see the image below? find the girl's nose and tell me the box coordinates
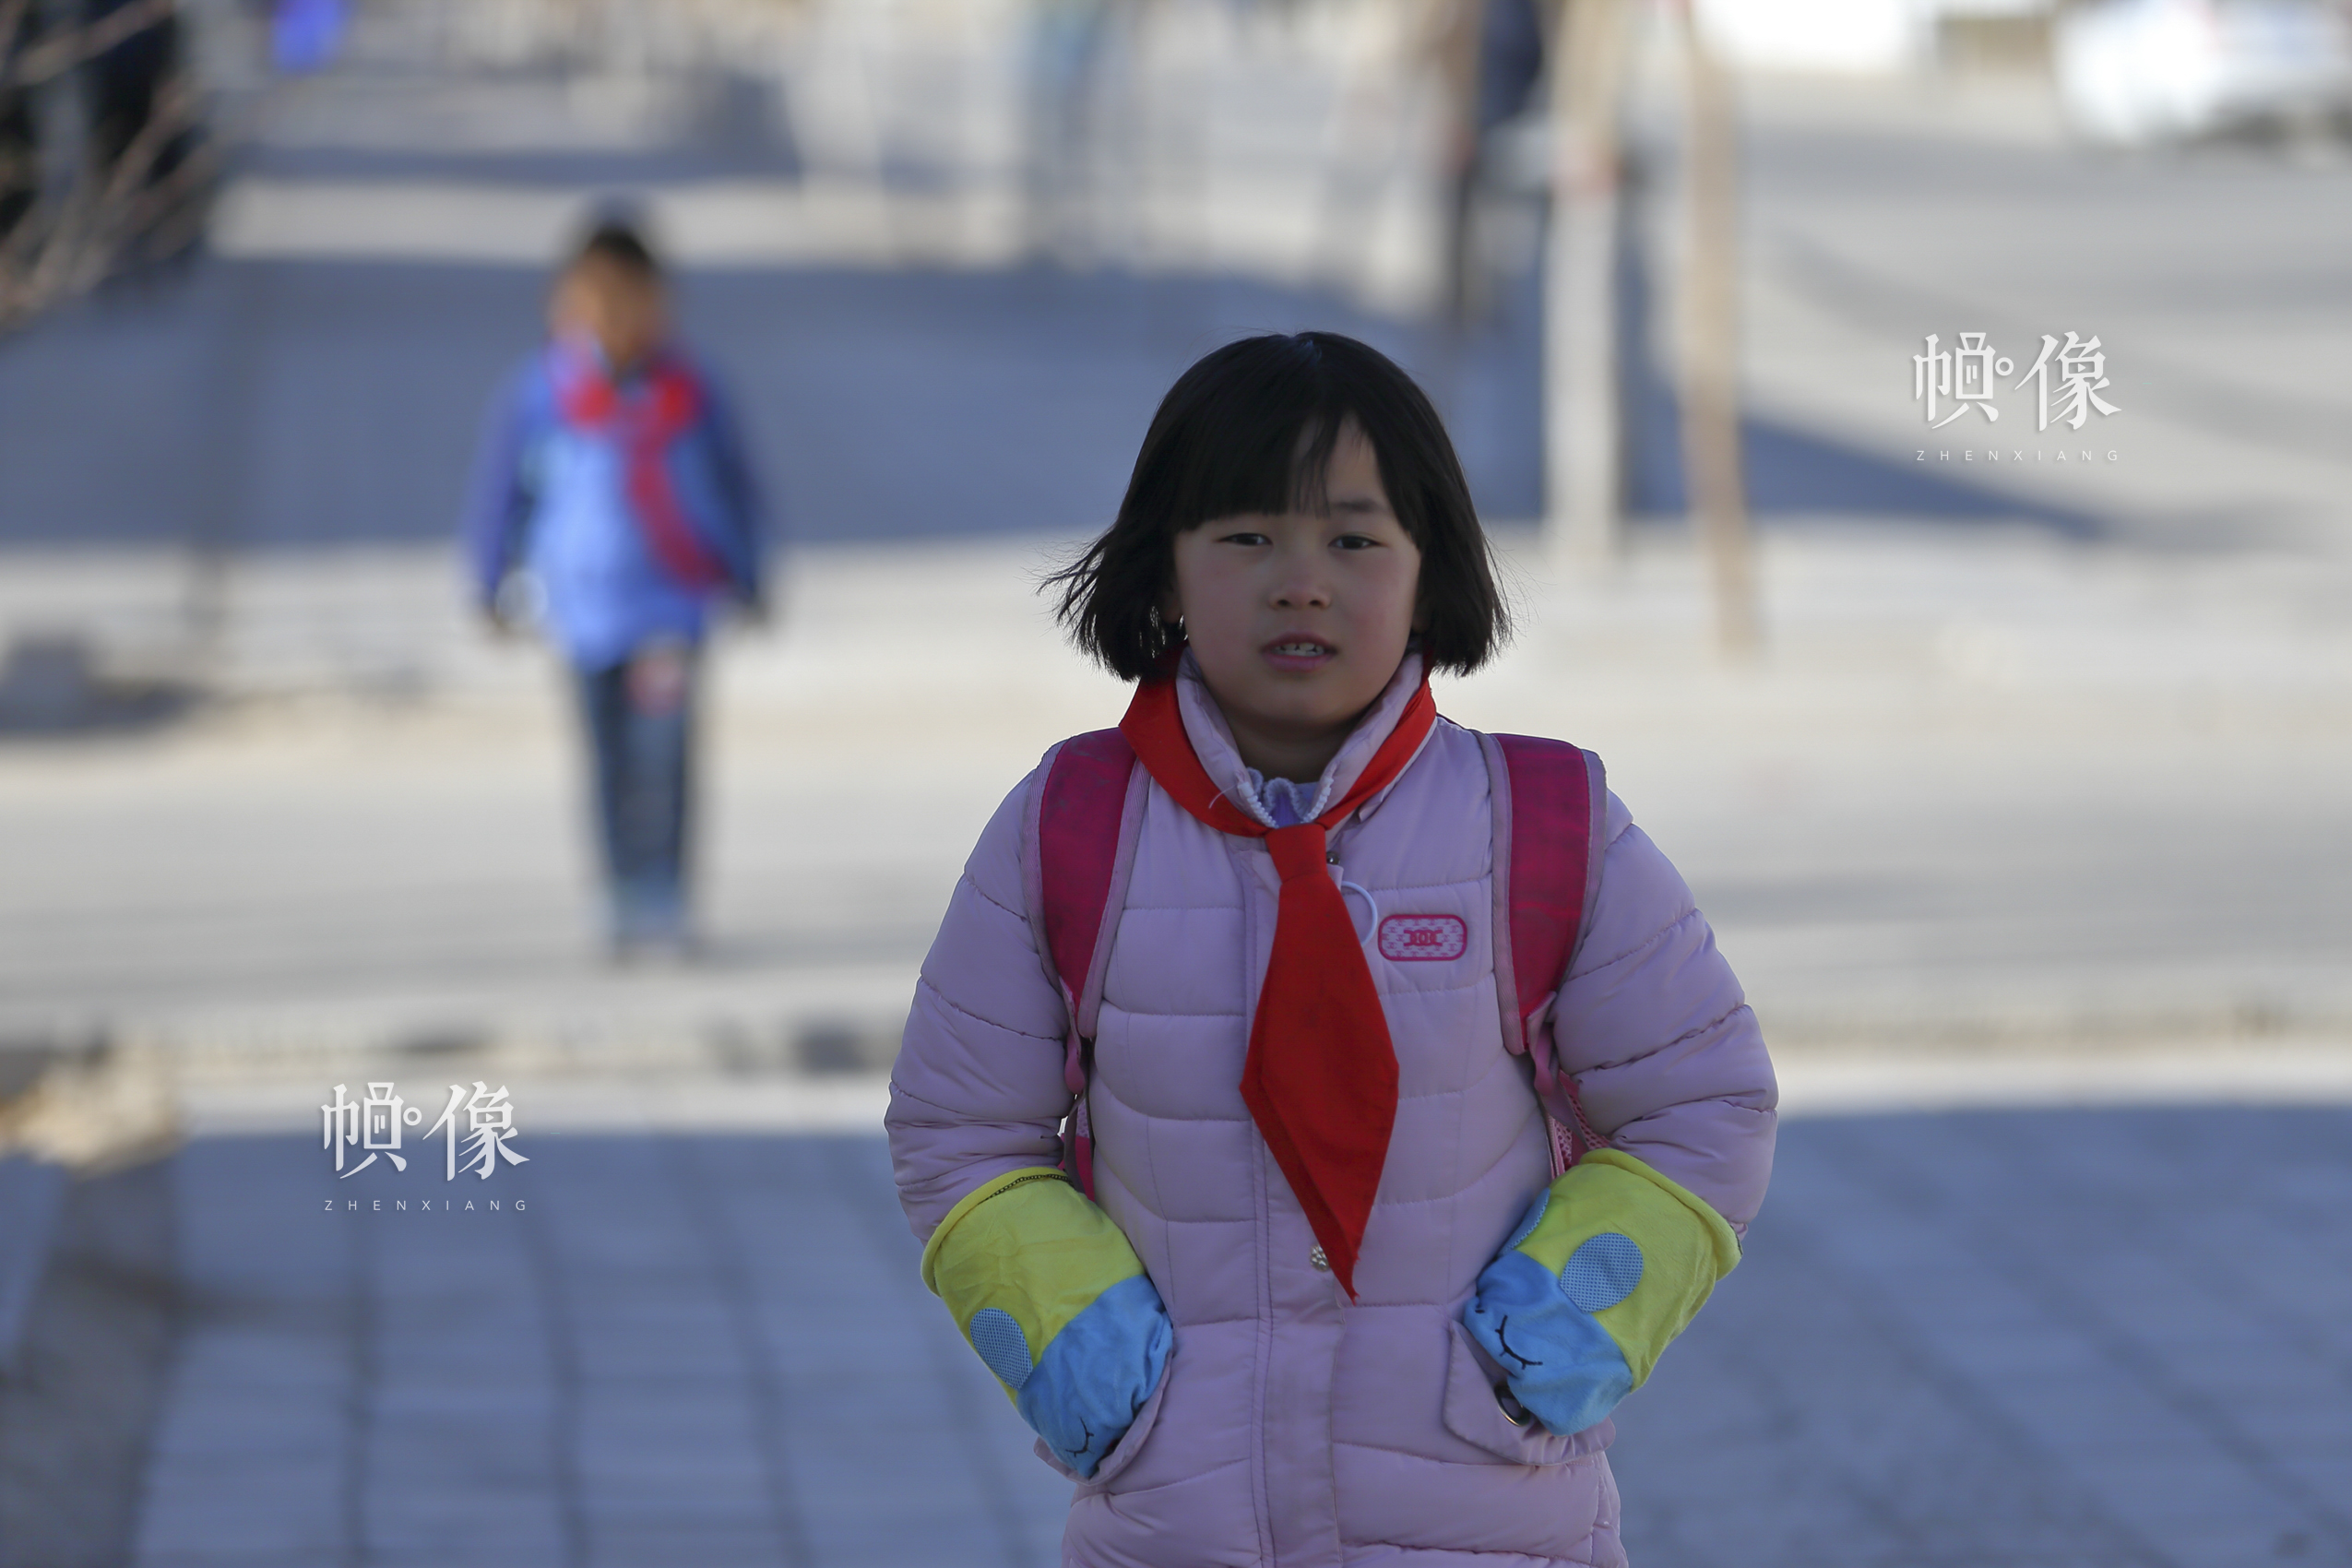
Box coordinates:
[1268,541,1333,609]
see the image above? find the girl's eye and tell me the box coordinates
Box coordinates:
[1218,531,1270,547]
[1332,534,1379,551]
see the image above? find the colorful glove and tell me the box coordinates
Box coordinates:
[1463,1148,1740,1435]
[921,1168,1172,1478]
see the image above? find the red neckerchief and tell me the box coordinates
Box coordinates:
[551,343,730,592]
[1119,661,1438,1298]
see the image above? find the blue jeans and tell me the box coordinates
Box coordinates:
[575,647,696,940]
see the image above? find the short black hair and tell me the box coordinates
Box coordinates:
[568,216,661,281]
[1049,331,1509,681]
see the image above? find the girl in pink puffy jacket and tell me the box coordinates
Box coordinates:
[887,332,1776,1568]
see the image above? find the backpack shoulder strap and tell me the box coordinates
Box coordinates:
[1026,729,1146,1197]
[1481,733,1610,1175]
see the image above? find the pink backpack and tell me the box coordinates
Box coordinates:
[1028,729,1610,1200]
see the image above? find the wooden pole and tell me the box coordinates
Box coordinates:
[1543,0,1633,568]
[1670,0,1759,655]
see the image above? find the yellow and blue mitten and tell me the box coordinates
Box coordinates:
[1463,1148,1740,1435]
[921,1169,1172,1478]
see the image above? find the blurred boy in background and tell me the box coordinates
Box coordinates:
[463,220,766,959]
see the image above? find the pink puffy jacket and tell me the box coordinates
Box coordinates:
[887,657,1777,1567]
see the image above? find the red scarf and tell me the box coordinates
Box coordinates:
[552,344,730,593]
[1120,665,1438,1297]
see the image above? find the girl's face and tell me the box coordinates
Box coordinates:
[550,258,667,375]
[1162,421,1423,782]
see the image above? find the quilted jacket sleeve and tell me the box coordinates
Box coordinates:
[1546,790,1777,1232]
[886,766,1078,1242]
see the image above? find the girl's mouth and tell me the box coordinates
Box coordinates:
[1263,639,1336,671]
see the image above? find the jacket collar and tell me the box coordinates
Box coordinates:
[1174,648,1431,830]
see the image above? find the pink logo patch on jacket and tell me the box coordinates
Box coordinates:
[1377,914,1467,962]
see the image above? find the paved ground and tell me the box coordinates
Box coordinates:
[135,1131,1070,1568]
[1702,72,2352,557]
[4,9,2351,1565]
[1617,1105,2352,1568]
[4,525,2348,1069]
[106,1106,2352,1568]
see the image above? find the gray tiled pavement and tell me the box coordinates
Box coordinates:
[1613,1107,2352,1568]
[137,1131,1070,1568]
[128,1107,2352,1568]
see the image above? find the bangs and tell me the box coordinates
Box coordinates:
[1138,350,1411,542]
[1155,371,1361,536]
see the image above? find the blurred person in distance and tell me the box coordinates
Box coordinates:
[461,219,767,962]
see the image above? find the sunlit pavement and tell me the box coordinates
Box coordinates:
[4,525,2348,1086]
[116,1107,2352,1568]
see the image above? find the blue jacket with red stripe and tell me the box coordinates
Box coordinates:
[462,341,766,670]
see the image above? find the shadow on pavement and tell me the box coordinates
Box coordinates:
[0,634,203,740]
[0,251,2111,559]
[1610,229,2110,540]
[1627,384,2111,540]
[0,1158,173,1568]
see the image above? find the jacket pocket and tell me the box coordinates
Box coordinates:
[1441,1321,1613,1467]
[1035,1347,1172,1490]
